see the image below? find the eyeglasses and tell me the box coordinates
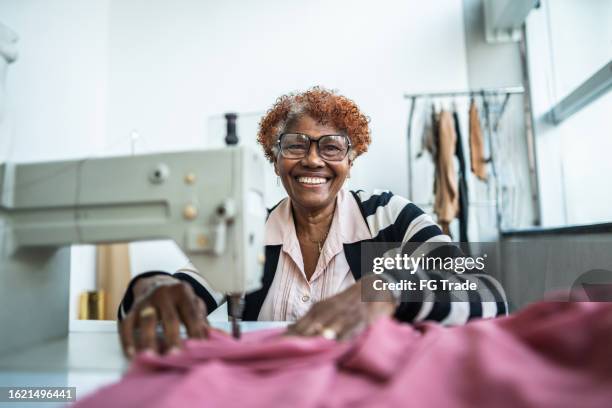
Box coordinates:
[277,133,352,161]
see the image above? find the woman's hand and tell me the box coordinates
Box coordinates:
[286,277,397,340]
[118,276,208,358]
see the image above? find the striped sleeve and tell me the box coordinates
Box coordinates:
[117,270,171,321]
[117,264,225,321]
[387,266,508,325]
[173,264,225,313]
[354,190,508,325]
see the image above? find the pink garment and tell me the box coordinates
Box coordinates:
[77,302,612,408]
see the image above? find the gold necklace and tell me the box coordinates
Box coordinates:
[295,204,335,254]
[299,224,331,254]
[310,230,330,254]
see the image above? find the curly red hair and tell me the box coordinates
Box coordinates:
[257,87,371,162]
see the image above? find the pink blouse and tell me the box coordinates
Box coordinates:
[258,189,372,321]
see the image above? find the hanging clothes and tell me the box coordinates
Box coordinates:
[430,105,440,199]
[433,110,459,235]
[419,103,438,160]
[416,100,433,159]
[453,110,469,242]
[469,99,488,181]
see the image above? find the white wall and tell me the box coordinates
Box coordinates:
[103,0,469,200]
[0,0,109,163]
[526,0,612,226]
[0,0,470,318]
[543,0,612,100]
[0,0,111,321]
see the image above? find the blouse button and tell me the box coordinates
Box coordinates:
[301,295,310,302]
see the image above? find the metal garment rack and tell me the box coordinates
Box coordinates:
[403,86,525,232]
[403,86,524,100]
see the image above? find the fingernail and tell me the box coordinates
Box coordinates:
[126,346,135,358]
[142,348,157,357]
[168,347,182,355]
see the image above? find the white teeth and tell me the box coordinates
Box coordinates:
[297,176,327,185]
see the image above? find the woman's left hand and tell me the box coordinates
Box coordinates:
[286,277,396,341]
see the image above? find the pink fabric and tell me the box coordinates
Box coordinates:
[77,301,612,408]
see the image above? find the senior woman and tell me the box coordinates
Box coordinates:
[118,87,507,357]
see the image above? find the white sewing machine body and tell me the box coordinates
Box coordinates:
[0,146,266,356]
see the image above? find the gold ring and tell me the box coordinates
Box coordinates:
[311,322,323,333]
[139,306,156,319]
[320,327,337,340]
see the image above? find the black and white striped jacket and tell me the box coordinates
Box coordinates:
[119,190,507,324]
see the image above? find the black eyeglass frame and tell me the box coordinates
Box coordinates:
[276,133,352,162]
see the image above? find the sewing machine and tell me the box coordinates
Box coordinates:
[0,145,267,356]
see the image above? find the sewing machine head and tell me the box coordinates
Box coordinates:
[0,145,267,354]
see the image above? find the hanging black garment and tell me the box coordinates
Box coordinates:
[453,111,469,242]
[431,105,440,198]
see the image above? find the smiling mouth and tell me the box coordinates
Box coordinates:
[295,176,330,185]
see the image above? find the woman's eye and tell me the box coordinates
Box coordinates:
[322,145,341,152]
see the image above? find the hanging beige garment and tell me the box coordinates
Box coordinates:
[469,100,488,180]
[434,110,459,235]
[96,243,132,320]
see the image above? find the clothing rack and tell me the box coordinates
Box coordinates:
[403,86,524,99]
[404,86,525,235]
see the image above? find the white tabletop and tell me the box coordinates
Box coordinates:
[0,320,289,406]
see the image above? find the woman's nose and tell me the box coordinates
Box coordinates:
[301,143,325,167]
